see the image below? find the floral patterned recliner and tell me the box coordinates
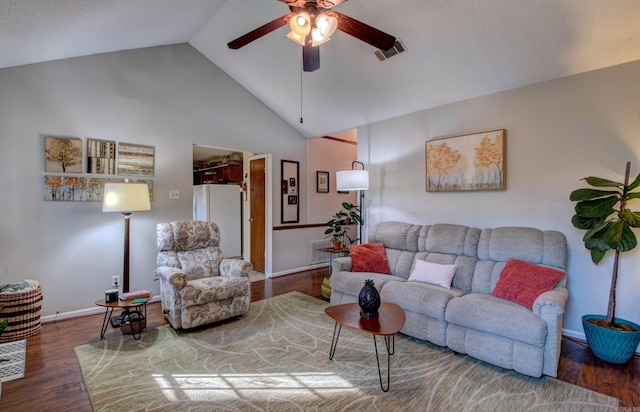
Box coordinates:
[155,220,252,330]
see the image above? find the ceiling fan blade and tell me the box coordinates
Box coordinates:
[333,12,396,50]
[303,40,320,72]
[227,15,290,49]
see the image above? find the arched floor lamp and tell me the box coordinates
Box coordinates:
[336,161,369,244]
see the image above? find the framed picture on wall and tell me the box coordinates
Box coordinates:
[44,136,83,173]
[316,171,329,193]
[426,129,506,192]
[281,160,299,223]
[118,142,155,177]
[87,138,116,174]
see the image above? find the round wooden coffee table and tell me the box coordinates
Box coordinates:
[324,302,406,392]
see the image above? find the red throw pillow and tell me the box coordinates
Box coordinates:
[349,243,391,274]
[491,259,565,309]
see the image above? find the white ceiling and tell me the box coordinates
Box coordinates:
[2,0,640,138]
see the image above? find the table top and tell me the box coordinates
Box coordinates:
[319,246,350,253]
[95,293,153,308]
[325,302,406,336]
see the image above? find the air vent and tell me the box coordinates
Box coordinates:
[309,239,333,265]
[374,39,407,62]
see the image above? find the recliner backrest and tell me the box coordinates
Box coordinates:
[156,220,223,280]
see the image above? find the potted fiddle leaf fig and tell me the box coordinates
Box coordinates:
[570,161,640,363]
[324,202,362,249]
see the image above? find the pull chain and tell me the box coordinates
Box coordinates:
[299,55,304,124]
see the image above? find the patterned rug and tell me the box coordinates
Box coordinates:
[75,292,618,411]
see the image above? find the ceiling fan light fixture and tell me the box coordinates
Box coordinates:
[311,13,337,46]
[289,12,311,36]
[287,30,306,46]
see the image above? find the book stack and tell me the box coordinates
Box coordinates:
[119,290,150,301]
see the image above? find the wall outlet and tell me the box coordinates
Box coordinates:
[152,270,159,281]
[112,275,119,289]
[169,190,180,200]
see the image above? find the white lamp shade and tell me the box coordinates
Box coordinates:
[336,170,369,191]
[102,183,151,212]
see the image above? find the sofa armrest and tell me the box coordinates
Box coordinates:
[331,256,352,275]
[532,287,568,317]
[156,266,187,288]
[220,258,253,278]
[532,286,568,377]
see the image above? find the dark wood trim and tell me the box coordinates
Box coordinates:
[273,223,327,231]
[273,223,356,231]
[321,135,357,145]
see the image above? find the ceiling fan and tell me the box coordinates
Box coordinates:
[227,0,396,72]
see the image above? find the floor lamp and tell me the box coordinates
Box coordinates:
[336,161,369,244]
[103,181,151,325]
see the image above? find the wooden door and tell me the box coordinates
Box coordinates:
[249,157,266,272]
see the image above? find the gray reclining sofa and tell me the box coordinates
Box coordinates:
[329,221,568,378]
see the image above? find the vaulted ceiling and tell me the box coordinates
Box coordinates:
[2,0,640,138]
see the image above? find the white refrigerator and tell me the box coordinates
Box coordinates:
[193,184,242,257]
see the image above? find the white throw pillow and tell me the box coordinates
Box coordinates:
[408,259,458,289]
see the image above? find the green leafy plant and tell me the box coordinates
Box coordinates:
[324,202,362,245]
[570,161,640,329]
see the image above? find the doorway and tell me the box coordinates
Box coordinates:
[193,146,271,274]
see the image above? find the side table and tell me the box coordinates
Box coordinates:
[319,247,350,299]
[95,293,152,340]
[325,302,406,392]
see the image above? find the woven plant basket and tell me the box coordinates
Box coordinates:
[0,285,43,343]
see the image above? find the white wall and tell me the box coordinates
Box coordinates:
[306,132,358,224]
[358,59,640,340]
[0,44,309,316]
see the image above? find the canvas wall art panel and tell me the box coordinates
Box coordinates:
[44,176,153,202]
[44,136,83,173]
[117,143,155,177]
[426,129,506,192]
[87,138,116,174]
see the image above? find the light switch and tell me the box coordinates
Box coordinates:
[169,190,180,200]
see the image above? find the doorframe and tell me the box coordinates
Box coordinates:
[245,154,273,277]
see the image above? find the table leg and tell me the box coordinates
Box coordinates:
[373,334,394,392]
[100,307,114,340]
[328,322,342,360]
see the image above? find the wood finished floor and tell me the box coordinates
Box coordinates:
[0,268,637,411]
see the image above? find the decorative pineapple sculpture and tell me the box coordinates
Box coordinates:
[358,279,381,318]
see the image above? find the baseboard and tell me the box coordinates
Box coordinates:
[41,295,161,324]
[270,263,329,278]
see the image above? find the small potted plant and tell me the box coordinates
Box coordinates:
[324,202,362,249]
[570,161,640,363]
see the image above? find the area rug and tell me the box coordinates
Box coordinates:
[75,292,618,411]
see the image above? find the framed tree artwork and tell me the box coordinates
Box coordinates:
[426,129,506,192]
[44,136,83,173]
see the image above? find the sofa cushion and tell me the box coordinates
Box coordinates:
[408,259,457,289]
[445,293,547,346]
[349,243,391,274]
[330,271,400,296]
[181,276,248,308]
[381,280,465,321]
[491,259,565,309]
